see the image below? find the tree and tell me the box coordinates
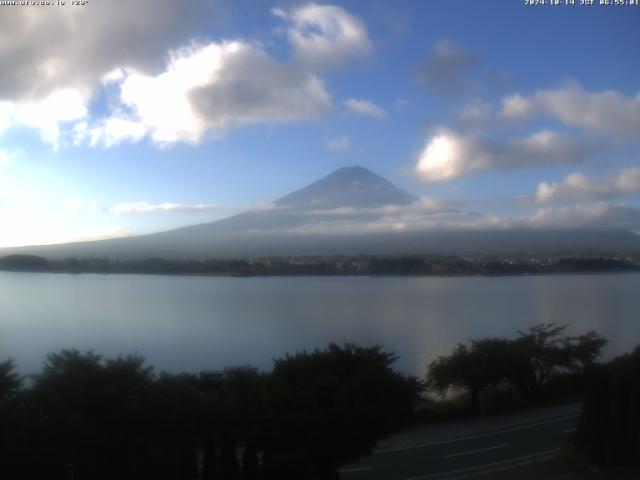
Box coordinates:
[576,346,640,467]
[0,254,48,271]
[202,435,220,480]
[263,343,422,478]
[0,358,22,404]
[515,324,607,396]
[3,343,421,479]
[427,324,608,413]
[240,442,260,480]
[146,373,203,479]
[219,430,240,480]
[29,350,156,480]
[0,358,24,478]
[427,339,523,413]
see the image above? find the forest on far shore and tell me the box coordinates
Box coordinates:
[1,253,638,277]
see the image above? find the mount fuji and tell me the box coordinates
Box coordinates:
[2,166,639,259]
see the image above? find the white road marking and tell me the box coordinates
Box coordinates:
[443,443,508,459]
[375,413,579,454]
[401,448,561,480]
[562,427,576,434]
[339,466,372,473]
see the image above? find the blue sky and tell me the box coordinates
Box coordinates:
[0,0,639,246]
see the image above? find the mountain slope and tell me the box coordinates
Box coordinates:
[274,165,418,210]
[1,166,639,259]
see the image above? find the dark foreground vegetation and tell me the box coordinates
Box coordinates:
[0,326,637,478]
[426,324,608,415]
[1,253,639,276]
[576,346,640,468]
[426,325,639,472]
[0,344,420,480]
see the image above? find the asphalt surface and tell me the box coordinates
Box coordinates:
[339,413,579,480]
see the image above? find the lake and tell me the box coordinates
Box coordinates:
[1,272,639,376]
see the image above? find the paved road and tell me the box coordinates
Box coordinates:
[339,413,578,480]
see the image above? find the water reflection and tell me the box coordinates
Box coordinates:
[1,272,639,375]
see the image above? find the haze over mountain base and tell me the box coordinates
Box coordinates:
[2,167,639,259]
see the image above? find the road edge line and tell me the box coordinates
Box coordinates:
[400,448,562,480]
[374,413,579,454]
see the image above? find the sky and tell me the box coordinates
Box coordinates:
[0,0,639,247]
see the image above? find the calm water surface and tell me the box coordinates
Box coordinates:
[1,272,639,375]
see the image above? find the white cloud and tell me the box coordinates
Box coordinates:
[87,227,132,241]
[101,68,127,85]
[457,100,497,131]
[93,41,332,146]
[500,84,640,138]
[308,199,640,233]
[1,2,360,147]
[274,3,372,70]
[0,102,14,134]
[282,212,504,235]
[0,150,9,164]
[309,196,459,217]
[190,43,332,132]
[415,128,596,182]
[0,1,222,102]
[0,88,90,146]
[344,98,387,119]
[326,135,351,151]
[90,117,147,148]
[111,201,219,214]
[416,39,478,99]
[524,202,640,230]
[0,1,226,145]
[534,167,640,204]
[501,94,531,118]
[273,197,505,235]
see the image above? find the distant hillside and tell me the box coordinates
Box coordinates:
[1,166,640,259]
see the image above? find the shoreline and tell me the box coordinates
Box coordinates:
[2,253,638,278]
[1,268,639,279]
